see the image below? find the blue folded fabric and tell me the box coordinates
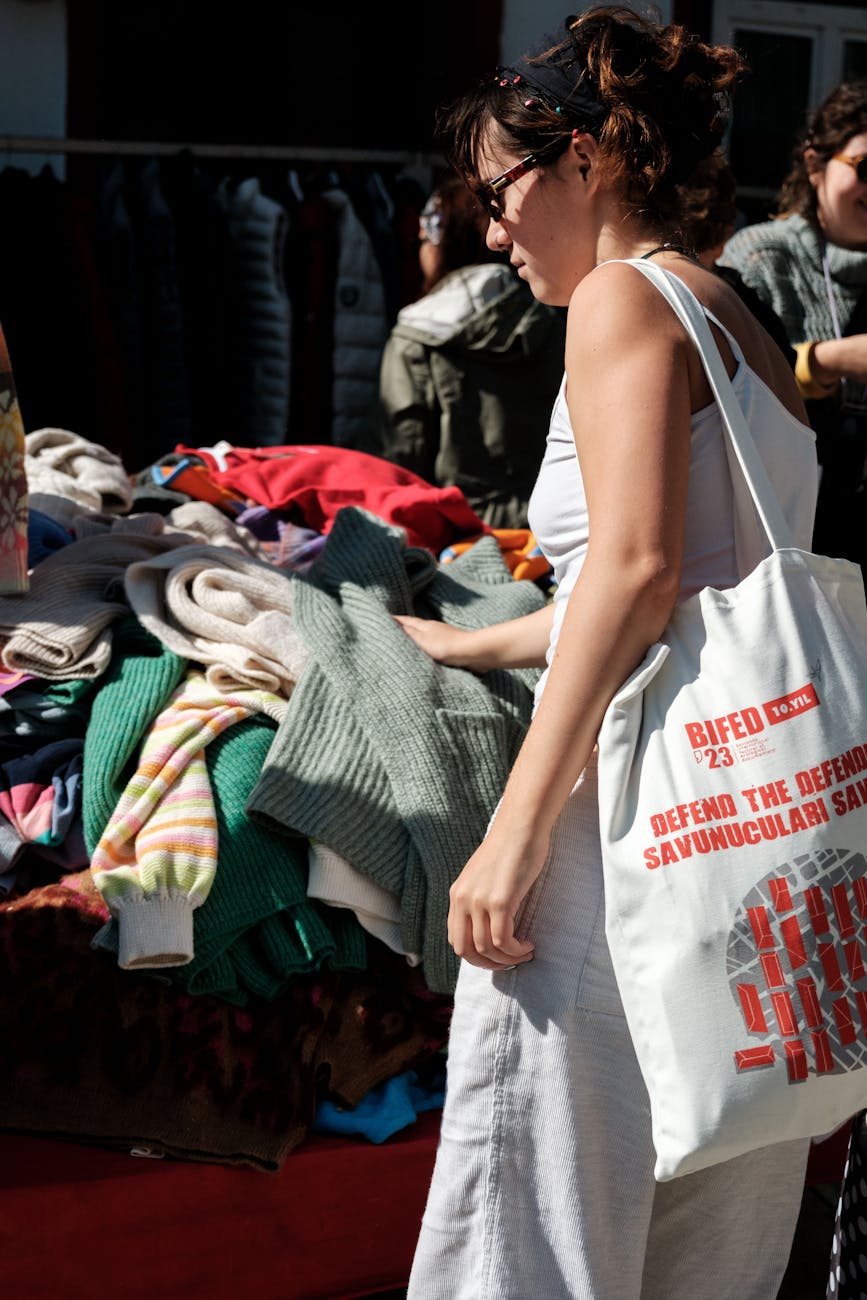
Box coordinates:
[312,1063,446,1144]
[27,508,74,568]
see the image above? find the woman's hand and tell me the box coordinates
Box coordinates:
[394,604,554,672]
[446,822,549,969]
[393,614,478,666]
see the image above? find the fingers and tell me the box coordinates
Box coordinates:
[393,614,420,641]
[448,899,535,971]
[393,614,436,656]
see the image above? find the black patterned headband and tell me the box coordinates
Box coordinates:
[497,16,608,131]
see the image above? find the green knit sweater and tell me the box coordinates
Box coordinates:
[84,617,366,1003]
[247,506,547,994]
[717,213,867,345]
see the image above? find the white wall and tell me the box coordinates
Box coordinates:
[499,0,674,63]
[0,0,66,176]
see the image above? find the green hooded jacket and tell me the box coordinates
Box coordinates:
[376,263,566,530]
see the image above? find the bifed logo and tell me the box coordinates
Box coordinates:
[684,683,819,765]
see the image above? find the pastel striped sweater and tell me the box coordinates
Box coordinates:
[91,669,286,969]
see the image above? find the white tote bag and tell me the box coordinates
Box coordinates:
[597,260,867,1182]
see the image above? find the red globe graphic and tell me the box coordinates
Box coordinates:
[726,850,867,1080]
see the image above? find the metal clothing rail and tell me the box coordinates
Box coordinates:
[0,135,440,167]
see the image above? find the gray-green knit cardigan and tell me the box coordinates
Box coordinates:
[246,506,548,994]
[717,213,867,345]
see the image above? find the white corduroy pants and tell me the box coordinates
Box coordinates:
[408,755,810,1299]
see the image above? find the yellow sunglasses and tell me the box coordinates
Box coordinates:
[832,152,867,183]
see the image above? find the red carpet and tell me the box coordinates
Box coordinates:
[0,1110,441,1300]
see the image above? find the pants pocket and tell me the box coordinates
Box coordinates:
[574,892,627,1017]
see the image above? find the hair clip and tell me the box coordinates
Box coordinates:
[513,75,522,84]
[555,106,562,114]
[524,98,535,107]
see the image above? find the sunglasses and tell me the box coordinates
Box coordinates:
[832,152,867,183]
[470,137,570,222]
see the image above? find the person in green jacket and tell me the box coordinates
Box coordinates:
[376,170,566,530]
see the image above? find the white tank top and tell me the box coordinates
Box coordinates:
[527,272,818,709]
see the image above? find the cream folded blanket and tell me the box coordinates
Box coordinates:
[26,427,134,523]
[124,543,310,696]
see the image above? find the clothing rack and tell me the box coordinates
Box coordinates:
[0,128,434,463]
[0,135,440,168]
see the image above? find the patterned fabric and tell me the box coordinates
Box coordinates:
[827,1111,867,1299]
[439,528,554,586]
[0,871,452,1168]
[0,324,29,594]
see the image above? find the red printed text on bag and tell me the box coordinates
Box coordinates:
[684,683,819,750]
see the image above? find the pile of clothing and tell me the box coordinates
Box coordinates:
[0,429,550,1167]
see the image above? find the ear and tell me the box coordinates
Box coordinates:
[569,130,599,185]
[804,146,823,190]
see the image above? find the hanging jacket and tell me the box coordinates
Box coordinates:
[377,262,566,530]
[324,186,388,451]
[214,176,292,445]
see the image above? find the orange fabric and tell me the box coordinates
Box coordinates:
[156,461,249,513]
[442,528,552,583]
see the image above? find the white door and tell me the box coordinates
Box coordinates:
[712,0,867,220]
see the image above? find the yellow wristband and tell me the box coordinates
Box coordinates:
[794,341,837,400]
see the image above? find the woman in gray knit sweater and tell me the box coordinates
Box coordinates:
[719,80,867,573]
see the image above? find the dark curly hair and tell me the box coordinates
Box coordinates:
[777,79,867,224]
[438,4,747,237]
[677,150,739,255]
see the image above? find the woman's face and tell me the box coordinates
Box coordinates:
[473,131,596,307]
[811,132,867,249]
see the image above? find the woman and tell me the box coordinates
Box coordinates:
[718,80,867,574]
[377,169,566,529]
[398,7,819,1297]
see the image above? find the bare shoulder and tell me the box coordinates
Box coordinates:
[570,257,804,421]
[569,258,677,318]
[566,259,689,359]
[572,255,747,331]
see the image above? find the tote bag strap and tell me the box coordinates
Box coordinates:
[624,258,794,554]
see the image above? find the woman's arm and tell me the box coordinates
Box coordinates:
[394,603,554,671]
[447,262,692,969]
[806,335,867,389]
